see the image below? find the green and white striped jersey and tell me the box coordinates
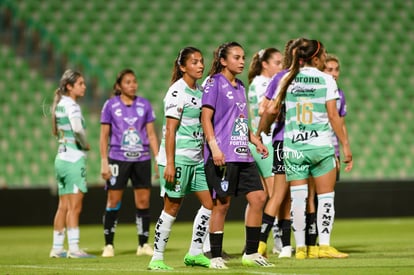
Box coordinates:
[55,95,86,162]
[158,78,204,165]
[283,67,339,151]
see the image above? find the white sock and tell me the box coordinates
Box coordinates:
[202,231,211,253]
[67,227,80,252]
[151,210,175,261]
[52,229,65,251]
[189,206,211,256]
[317,192,335,246]
[272,217,280,246]
[290,185,308,248]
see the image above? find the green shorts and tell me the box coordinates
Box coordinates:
[55,157,87,195]
[159,162,208,198]
[249,141,274,178]
[283,146,336,181]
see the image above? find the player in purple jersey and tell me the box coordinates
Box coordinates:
[255,38,309,258]
[201,41,273,268]
[305,54,350,255]
[100,69,159,257]
[49,69,94,258]
[271,39,352,259]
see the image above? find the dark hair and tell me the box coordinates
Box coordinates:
[170,46,202,84]
[113,68,136,96]
[207,41,243,76]
[282,37,309,70]
[274,39,325,120]
[52,69,82,136]
[247,47,281,84]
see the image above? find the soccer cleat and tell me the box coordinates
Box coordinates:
[184,253,211,268]
[242,253,274,267]
[318,245,348,258]
[272,237,283,254]
[295,246,307,259]
[257,241,268,258]
[278,246,292,258]
[102,244,114,257]
[136,243,154,256]
[49,249,67,258]
[204,251,231,262]
[209,257,228,269]
[67,250,96,258]
[307,245,319,259]
[147,260,174,270]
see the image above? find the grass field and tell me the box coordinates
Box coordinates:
[1,218,413,274]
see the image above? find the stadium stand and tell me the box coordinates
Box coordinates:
[0,0,413,188]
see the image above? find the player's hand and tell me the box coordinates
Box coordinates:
[101,160,112,180]
[342,145,353,172]
[256,142,269,159]
[212,150,226,167]
[164,163,176,183]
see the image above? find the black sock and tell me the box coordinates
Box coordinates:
[136,208,150,246]
[260,213,275,242]
[210,232,223,258]
[245,226,260,255]
[305,212,318,246]
[279,219,291,247]
[103,210,118,245]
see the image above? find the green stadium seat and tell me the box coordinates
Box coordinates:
[1,0,413,186]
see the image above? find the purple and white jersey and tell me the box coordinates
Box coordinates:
[202,74,254,163]
[101,95,156,162]
[331,88,347,157]
[264,69,289,142]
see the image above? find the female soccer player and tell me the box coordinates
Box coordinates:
[256,38,309,258]
[147,47,212,270]
[201,41,274,269]
[305,53,350,256]
[271,39,352,259]
[50,69,94,258]
[100,69,159,257]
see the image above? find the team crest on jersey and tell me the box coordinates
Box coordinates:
[123,117,137,125]
[136,107,144,117]
[236,102,246,112]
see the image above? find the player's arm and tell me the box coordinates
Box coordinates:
[70,116,89,150]
[201,106,225,166]
[327,100,352,171]
[256,98,278,137]
[100,123,111,180]
[146,121,160,178]
[164,117,179,183]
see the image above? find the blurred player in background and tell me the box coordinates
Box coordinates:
[50,69,95,258]
[100,69,159,257]
[246,47,285,256]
